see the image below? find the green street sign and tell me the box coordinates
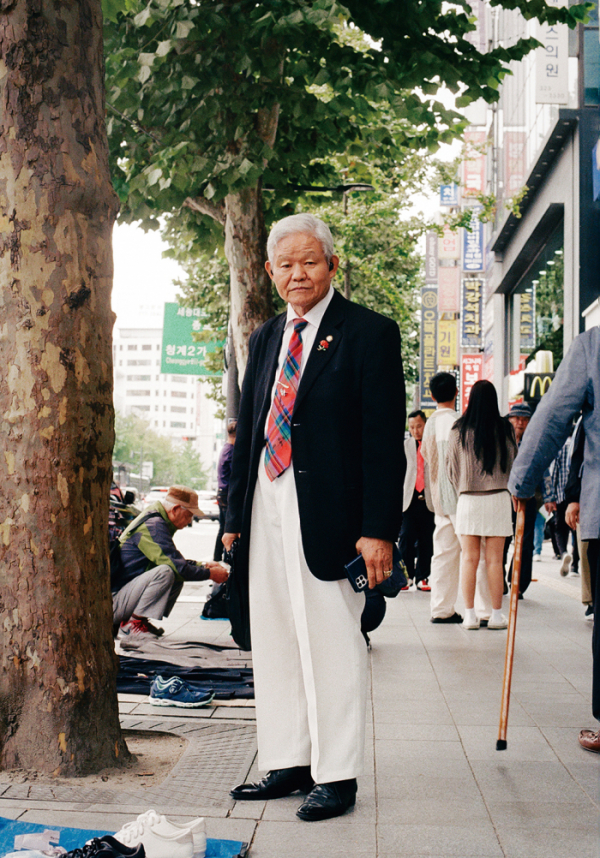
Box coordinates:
[161,303,224,376]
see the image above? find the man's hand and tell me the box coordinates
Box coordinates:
[355,537,393,589]
[565,502,580,531]
[222,532,240,553]
[206,561,230,584]
[511,495,531,512]
[545,501,557,514]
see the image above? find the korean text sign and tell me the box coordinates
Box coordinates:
[460,279,484,348]
[161,303,225,376]
[461,355,483,413]
[420,288,439,408]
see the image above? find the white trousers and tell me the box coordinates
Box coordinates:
[430,514,492,619]
[248,458,367,784]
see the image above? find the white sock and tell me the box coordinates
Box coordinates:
[464,608,478,625]
[491,609,504,625]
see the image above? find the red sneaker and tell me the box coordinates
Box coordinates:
[119,616,162,638]
[417,579,431,591]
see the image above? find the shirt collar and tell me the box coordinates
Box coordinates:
[285,285,334,330]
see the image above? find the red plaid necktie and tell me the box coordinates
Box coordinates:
[264,319,308,481]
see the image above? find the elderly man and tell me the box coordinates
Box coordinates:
[508,327,600,752]
[112,485,228,637]
[504,402,538,596]
[223,213,405,821]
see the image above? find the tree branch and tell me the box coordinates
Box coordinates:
[183,195,226,225]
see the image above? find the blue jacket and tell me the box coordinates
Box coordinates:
[508,327,600,540]
[115,502,209,590]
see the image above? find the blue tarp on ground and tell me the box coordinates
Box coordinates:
[0,817,247,858]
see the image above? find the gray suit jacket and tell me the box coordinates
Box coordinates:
[508,326,600,541]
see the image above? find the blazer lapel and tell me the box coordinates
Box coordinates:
[295,290,345,412]
[256,313,286,428]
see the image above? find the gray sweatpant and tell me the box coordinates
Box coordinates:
[112,565,183,625]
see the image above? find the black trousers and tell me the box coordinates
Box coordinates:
[505,496,537,594]
[398,491,435,583]
[213,503,227,561]
[550,500,579,568]
[588,540,600,721]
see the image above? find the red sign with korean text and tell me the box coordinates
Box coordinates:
[461,355,483,413]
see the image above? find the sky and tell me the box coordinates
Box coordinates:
[111,222,185,330]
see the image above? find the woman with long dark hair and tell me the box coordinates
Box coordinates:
[446,380,517,630]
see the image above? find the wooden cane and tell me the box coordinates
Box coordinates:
[497,497,526,751]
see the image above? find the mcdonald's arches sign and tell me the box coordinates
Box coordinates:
[524,372,555,403]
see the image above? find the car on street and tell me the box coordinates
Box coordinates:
[196,490,220,521]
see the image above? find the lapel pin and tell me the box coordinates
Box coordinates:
[317,339,329,352]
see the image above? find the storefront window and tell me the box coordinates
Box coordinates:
[509,222,564,373]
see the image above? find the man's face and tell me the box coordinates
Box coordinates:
[408,416,426,442]
[509,415,530,443]
[168,505,194,529]
[265,233,339,316]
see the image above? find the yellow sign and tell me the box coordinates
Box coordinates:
[438,319,458,366]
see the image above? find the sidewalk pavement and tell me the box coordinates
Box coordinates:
[1,530,598,858]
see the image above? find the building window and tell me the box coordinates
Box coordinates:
[171,390,187,398]
[127,359,151,366]
[127,344,138,351]
[119,345,123,351]
[155,405,159,411]
[127,390,151,396]
[171,406,187,413]
[171,375,187,383]
[126,374,151,381]
[171,421,186,428]
[142,344,152,351]
[156,344,160,350]
[132,405,150,412]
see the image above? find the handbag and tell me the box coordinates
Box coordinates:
[224,539,251,651]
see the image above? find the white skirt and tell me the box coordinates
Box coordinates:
[455,491,513,537]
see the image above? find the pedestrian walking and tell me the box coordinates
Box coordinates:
[398,410,435,592]
[446,380,517,630]
[421,372,492,624]
[508,326,600,752]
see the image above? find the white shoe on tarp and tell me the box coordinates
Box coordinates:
[114,810,206,858]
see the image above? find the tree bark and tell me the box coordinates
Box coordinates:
[0,0,129,774]
[224,184,273,376]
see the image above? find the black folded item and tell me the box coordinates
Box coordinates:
[345,545,408,598]
[117,655,254,699]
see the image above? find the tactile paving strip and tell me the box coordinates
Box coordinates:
[0,718,257,811]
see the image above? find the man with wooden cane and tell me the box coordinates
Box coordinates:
[508,327,600,753]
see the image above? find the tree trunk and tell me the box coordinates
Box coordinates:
[224,185,273,377]
[0,0,129,774]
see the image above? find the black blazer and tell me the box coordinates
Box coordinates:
[225,289,406,582]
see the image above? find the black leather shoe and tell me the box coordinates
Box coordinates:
[296,778,357,821]
[230,766,313,800]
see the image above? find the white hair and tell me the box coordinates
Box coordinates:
[267,213,334,264]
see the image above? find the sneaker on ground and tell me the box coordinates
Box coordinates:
[417,579,431,591]
[488,615,508,630]
[462,618,480,630]
[568,569,580,578]
[114,811,206,858]
[559,553,572,576]
[112,814,193,858]
[119,617,162,638]
[65,838,145,858]
[585,605,594,621]
[149,675,215,708]
[533,554,542,562]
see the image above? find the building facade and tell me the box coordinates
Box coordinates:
[113,325,222,487]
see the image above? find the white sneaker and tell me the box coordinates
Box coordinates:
[488,614,508,630]
[559,553,572,577]
[533,554,542,562]
[462,618,480,630]
[114,810,203,858]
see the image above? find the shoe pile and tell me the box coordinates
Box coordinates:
[149,675,215,708]
[114,810,207,858]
